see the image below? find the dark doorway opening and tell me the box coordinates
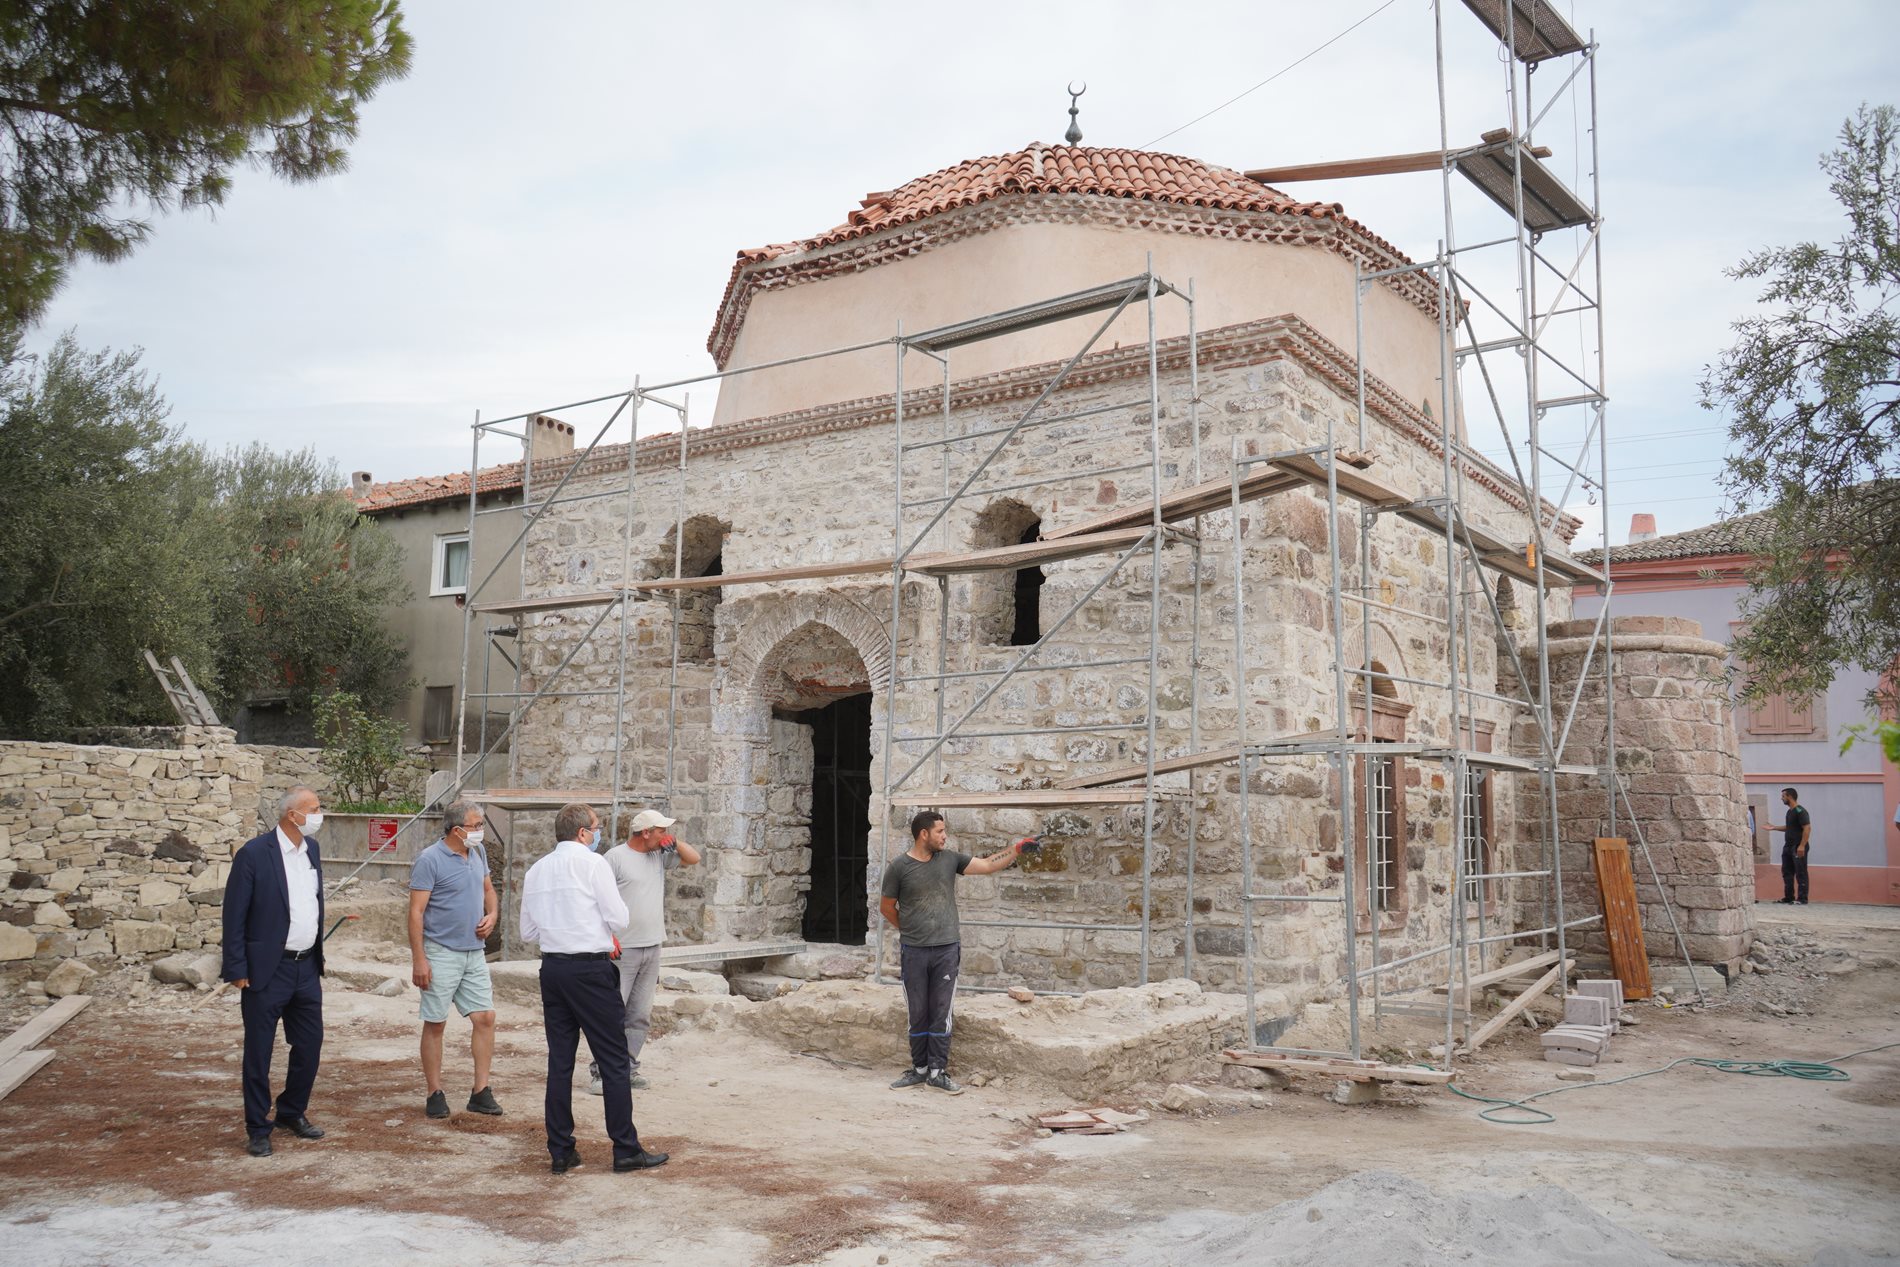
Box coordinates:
[1010,521,1044,646]
[795,691,873,944]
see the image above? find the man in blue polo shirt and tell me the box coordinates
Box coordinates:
[409,799,502,1119]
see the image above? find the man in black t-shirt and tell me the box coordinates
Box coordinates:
[878,810,1031,1094]
[1768,787,1812,904]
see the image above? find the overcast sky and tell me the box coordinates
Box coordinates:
[24,0,1897,549]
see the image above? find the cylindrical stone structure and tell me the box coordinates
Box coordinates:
[1539,616,1756,969]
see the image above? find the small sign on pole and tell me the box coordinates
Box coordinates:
[368,817,400,854]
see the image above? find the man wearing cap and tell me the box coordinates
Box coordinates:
[588,808,701,1097]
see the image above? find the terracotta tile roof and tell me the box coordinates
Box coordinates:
[711,142,1416,361]
[353,461,524,514]
[1578,507,1774,565]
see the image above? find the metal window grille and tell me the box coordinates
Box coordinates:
[1459,768,1487,905]
[1368,755,1397,914]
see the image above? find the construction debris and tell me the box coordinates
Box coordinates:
[0,994,90,1104]
[1038,1106,1152,1134]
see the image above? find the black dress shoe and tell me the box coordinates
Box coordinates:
[550,1148,583,1175]
[613,1149,669,1172]
[247,1134,272,1157]
[274,1116,326,1140]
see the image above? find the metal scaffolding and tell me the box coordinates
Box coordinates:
[1229,0,1617,1062]
[414,1,1624,1053]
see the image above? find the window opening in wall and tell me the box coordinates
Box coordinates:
[795,692,873,945]
[1459,767,1490,907]
[1010,521,1044,646]
[652,516,729,665]
[432,533,470,596]
[422,686,455,744]
[1367,753,1399,916]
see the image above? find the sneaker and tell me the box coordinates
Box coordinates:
[889,1068,929,1090]
[925,1070,964,1095]
[466,1086,503,1116]
[585,1071,603,1097]
[425,1090,450,1119]
[1774,898,1795,905]
[628,1074,650,1091]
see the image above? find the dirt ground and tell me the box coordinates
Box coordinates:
[0,904,1896,1267]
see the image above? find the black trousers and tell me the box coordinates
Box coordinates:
[900,941,960,1071]
[240,954,322,1138]
[540,956,641,1162]
[1781,848,1810,902]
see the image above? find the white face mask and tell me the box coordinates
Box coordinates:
[464,829,485,850]
[299,811,324,835]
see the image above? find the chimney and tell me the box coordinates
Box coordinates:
[351,471,374,497]
[529,414,576,463]
[1628,512,1657,543]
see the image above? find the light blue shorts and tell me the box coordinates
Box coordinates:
[419,940,494,1022]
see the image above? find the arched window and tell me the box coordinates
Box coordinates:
[649,515,728,664]
[969,499,1042,647]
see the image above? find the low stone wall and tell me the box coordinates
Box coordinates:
[0,727,262,990]
[251,743,433,824]
[742,978,1250,1096]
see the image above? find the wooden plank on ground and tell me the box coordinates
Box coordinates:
[1218,1049,1455,1085]
[1466,962,1564,1052]
[0,995,91,1067]
[1432,949,1563,995]
[1593,836,1653,1000]
[0,1049,57,1103]
[661,939,807,967]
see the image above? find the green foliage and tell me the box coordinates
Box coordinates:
[0,332,225,732]
[0,334,411,736]
[1840,719,1900,766]
[0,0,412,334]
[314,689,408,808]
[1701,105,1900,711]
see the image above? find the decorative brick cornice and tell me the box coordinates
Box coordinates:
[708,192,1443,368]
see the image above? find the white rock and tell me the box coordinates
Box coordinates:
[1160,1083,1209,1112]
[43,957,97,997]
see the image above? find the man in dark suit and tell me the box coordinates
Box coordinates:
[222,785,329,1157]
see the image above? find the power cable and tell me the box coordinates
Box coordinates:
[1440,1040,1900,1125]
[1139,0,1404,151]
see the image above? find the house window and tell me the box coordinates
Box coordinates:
[1743,691,1821,739]
[1350,683,1414,932]
[970,499,1042,646]
[1367,753,1401,916]
[432,533,470,596]
[1458,767,1491,909]
[422,686,455,744]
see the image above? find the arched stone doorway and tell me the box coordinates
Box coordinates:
[708,599,892,946]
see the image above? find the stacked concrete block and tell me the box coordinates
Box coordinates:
[1574,978,1624,1031]
[1542,1023,1614,1066]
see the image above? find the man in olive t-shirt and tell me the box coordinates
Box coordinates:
[878,811,1031,1094]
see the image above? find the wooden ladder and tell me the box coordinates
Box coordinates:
[143,650,220,727]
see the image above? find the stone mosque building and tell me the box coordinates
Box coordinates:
[495,142,1755,1001]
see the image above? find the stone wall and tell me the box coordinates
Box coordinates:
[251,743,432,824]
[1540,616,1755,967]
[0,727,262,990]
[497,316,1575,1007]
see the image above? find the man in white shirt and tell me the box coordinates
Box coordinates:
[587,808,701,1097]
[519,802,668,1175]
[220,785,329,1157]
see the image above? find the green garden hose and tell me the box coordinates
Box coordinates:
[1441,1041,1900,1125]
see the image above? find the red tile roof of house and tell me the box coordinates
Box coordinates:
[352,460,524,514]
[711,142,1414,360]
